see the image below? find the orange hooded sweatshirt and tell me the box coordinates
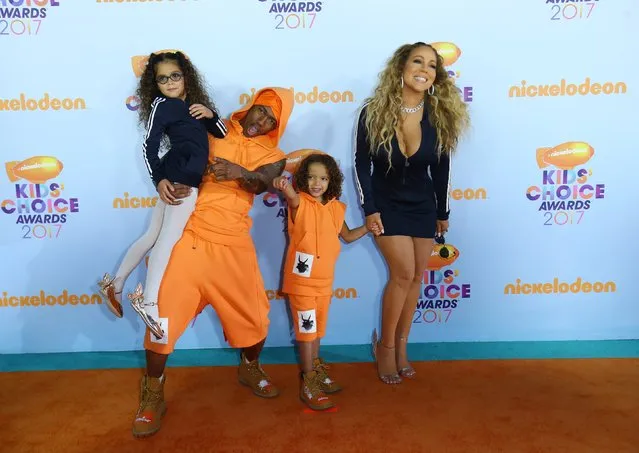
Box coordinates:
[281,192,346,296]
[185,87,294,248]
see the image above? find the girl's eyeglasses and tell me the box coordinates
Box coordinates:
[156,72,183,85]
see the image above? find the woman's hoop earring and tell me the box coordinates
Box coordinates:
[428,85,435,95]
[401,77,404,89]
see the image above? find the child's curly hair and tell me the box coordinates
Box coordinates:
[135,51,218,125]
[293,153,344,201]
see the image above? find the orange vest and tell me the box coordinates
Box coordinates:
[185,88,293,247]
[281,193,346,296]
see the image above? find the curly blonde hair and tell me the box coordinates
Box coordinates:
[363,42,470,165]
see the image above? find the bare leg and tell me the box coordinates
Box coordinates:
[374,235,415,383]
[242,338,265,362]
[146,349,169,378]
[299,341,313,373]
[396,238,434,376]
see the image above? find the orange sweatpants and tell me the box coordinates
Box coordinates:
[144,230,270,354]
[288,294,332,342]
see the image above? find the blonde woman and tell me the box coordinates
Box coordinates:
[354,42,470,384]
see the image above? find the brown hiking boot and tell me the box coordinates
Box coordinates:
[300,370,335,411]
[313,357,342,394]
[238,353,279,398]
[132,375,167,438]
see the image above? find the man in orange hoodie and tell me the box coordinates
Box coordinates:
[131,87,294,438]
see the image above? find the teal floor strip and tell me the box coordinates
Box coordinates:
[1,340,638,372]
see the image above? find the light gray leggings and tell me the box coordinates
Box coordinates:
[113,189,198,318]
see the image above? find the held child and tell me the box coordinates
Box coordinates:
[273,153,380,411]
[98,51,227,338]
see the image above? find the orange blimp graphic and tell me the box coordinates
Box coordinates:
[131,49,189,78]
[426,243,460,271]
[285,149,327,174]
[536,142,594,170]
[5,156,64,184]
[430,42,461,67]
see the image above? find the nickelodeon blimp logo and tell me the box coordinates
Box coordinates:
[284,149,327,174]
[5,156,64,184]
[536,142,594,171]
[131,49,190,78]
[430,42,461,67]
[426,243,460,271]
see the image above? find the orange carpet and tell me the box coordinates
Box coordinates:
[1,359,638,453]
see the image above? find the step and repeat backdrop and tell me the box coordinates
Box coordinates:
[1,0,637,354]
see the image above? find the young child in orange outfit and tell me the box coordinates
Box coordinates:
[273,153,379,411]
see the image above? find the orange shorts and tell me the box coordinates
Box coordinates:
[144,230,270,354]
[288,294,332,342]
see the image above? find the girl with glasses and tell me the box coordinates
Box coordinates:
[99,50,227,339]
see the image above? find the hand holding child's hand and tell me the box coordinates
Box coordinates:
[157,179,178,205]
[273,176,289,192]
[171,183,192,201]
[366,213,384,236]
[369,223,382,236]
[189,104,213,120]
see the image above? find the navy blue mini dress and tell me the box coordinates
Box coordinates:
[353,104,450,238]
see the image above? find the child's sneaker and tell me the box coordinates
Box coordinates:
[238,353,279,398]
[132,375,167,438]
[313,357,342,394]
[300,370,335,411]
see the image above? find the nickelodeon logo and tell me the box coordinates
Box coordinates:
[509,78,627,98]
[430,42,473,102]
[526,140,604,225]
[240,87,354,106]
[450,188,486,201]
[130,49,189,78]
[0,93,86,112]
[536,141,593,170]
[1,290,103,308]
[504,278,616,295]
[427,243,460,271]
[418,242,471,317]
[113,193,159,209]
[5,156,63,184]
[431,42,461,68]
[266,288,358,301]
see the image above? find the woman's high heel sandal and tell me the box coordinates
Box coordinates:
[371,329,402,385]
[128,283,164,339]
[397,336,416,379]
[98,273,123,318]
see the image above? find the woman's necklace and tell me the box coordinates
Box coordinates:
[400,99,424,114]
